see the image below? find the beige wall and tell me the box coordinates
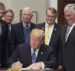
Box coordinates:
[0,0,57,24]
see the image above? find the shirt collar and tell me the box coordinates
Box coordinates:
[22,21,31,28]
[31,48,39,57]
[45,22,54,28]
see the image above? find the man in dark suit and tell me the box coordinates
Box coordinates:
[8,29,56,69]
[36,8,61,67]
[3,9,14,67]
[59,4,75,71]
[0,2,8,67]
[10,7,36,56]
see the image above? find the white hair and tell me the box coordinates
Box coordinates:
[22,7,32,14]
[72,4,75,14]
[64,4,75,14]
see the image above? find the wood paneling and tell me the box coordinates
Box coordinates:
[58,0,75,25]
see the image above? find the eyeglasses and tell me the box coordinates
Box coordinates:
[23,14,31,17]
[64,14,73,18]
[46,15,56,18]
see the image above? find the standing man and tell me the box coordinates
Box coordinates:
[10,7,36,55]
[59,4,75,71]
[37,7,61,67]
[0,2,8,67]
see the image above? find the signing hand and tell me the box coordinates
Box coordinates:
[14,61,23,69]
[26,62,42,69]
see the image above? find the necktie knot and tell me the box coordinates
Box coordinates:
[48,25,50,29]
[26,24,29,29]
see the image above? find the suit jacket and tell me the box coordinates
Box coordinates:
[36,22,61,65]
[8,43,57,68]
[5,24,14,66]
[60,24,75,71]
[0,19,8,67]
[10,22,36,55]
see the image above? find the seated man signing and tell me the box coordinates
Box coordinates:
[8,29,56,69]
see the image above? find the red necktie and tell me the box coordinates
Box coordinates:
[26,24,29,29]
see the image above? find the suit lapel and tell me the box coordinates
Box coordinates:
[49,23,57,45]
[66,25,75,44]
[41,23,45,32]
[36,45,46,62]
[18,22,25,42]
[63,25,68,45]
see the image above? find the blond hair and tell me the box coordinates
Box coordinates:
[30,29,45,41]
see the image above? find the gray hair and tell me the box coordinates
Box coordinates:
[64,4,75,14]
[22,7,33,15]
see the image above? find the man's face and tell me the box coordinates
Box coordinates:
[4,12,14,24]
[22,9,32,24]
[46,10,56,25]
[64,8,75,25]
[30,35,42,49]
[0,9,4,19]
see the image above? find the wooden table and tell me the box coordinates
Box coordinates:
[0,68,63,71]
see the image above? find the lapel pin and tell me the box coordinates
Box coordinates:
[54,28,56,31]
[41,52,43,54]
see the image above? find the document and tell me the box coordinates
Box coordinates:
[20,68,53,70]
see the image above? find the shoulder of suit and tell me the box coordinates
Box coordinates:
[17,43,29,49]
[0,19,7,24]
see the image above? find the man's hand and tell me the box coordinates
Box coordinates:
[58,65,62,70]
[14,61,23,69]
[26,62,42,69]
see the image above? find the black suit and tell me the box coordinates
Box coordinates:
[60,24,75,71]
[0,19,8,67]
[8,43,56,68]
[36,23,61,66]
[5,24,14,66]
[10,22,36,56]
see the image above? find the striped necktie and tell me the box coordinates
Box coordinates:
[32,49,36,63]
[65,25,72,42]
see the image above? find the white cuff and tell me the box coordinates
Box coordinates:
[41,62,45,69]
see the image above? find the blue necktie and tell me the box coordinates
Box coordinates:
[32,49,36,63]
[25,24,30,43]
